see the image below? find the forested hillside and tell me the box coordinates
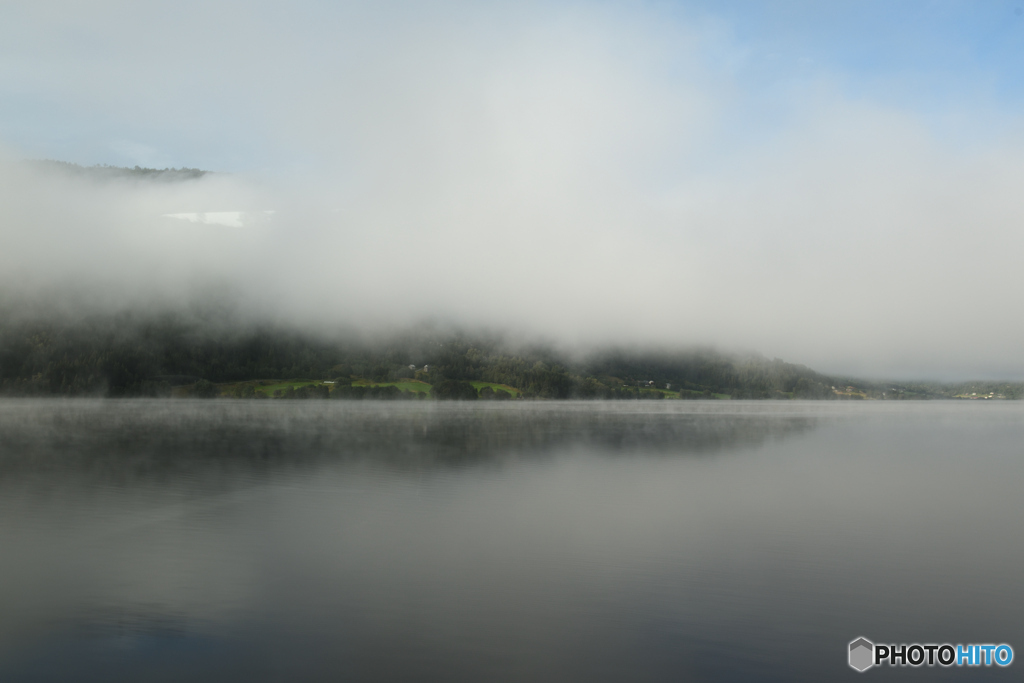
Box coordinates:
[0,310,1018,399]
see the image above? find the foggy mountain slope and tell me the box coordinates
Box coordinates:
[0,157,1021,395]
[6,3,1024,383]
[4,4,1024,381]
[2,306,1017,400]
[0,304,828,398]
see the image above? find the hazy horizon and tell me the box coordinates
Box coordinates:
[3,1,1024,381]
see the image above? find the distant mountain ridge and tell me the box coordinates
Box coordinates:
[21,159,209,181]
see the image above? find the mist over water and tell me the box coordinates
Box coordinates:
[1,400,1021,681]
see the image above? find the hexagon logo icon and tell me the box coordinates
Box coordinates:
[849,637,874,672]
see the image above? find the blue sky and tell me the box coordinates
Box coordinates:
[3,1,1024,171]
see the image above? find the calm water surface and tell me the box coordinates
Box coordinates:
[0,400,1021,681]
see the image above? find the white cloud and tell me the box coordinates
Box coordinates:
[163,212,246,228]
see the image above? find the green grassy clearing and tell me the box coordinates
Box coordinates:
[351,379,433,393]
[252,380,325,396]
[674,389,732,399]
[349,380,518,396]
[469,381,520,397]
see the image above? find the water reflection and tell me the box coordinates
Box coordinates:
[0,400,818,474]
[0,400,1021,681]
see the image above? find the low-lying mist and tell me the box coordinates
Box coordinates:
[3,1,1024,380]
[4,147,1023,384]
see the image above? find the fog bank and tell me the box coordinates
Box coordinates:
[2,2,1024,380]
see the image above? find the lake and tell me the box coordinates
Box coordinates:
[0,400,1021,681]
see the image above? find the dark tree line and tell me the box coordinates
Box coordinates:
[1,309,1013,399]
[23,160,208,181]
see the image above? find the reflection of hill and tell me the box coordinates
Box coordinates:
[0,401,818,480]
